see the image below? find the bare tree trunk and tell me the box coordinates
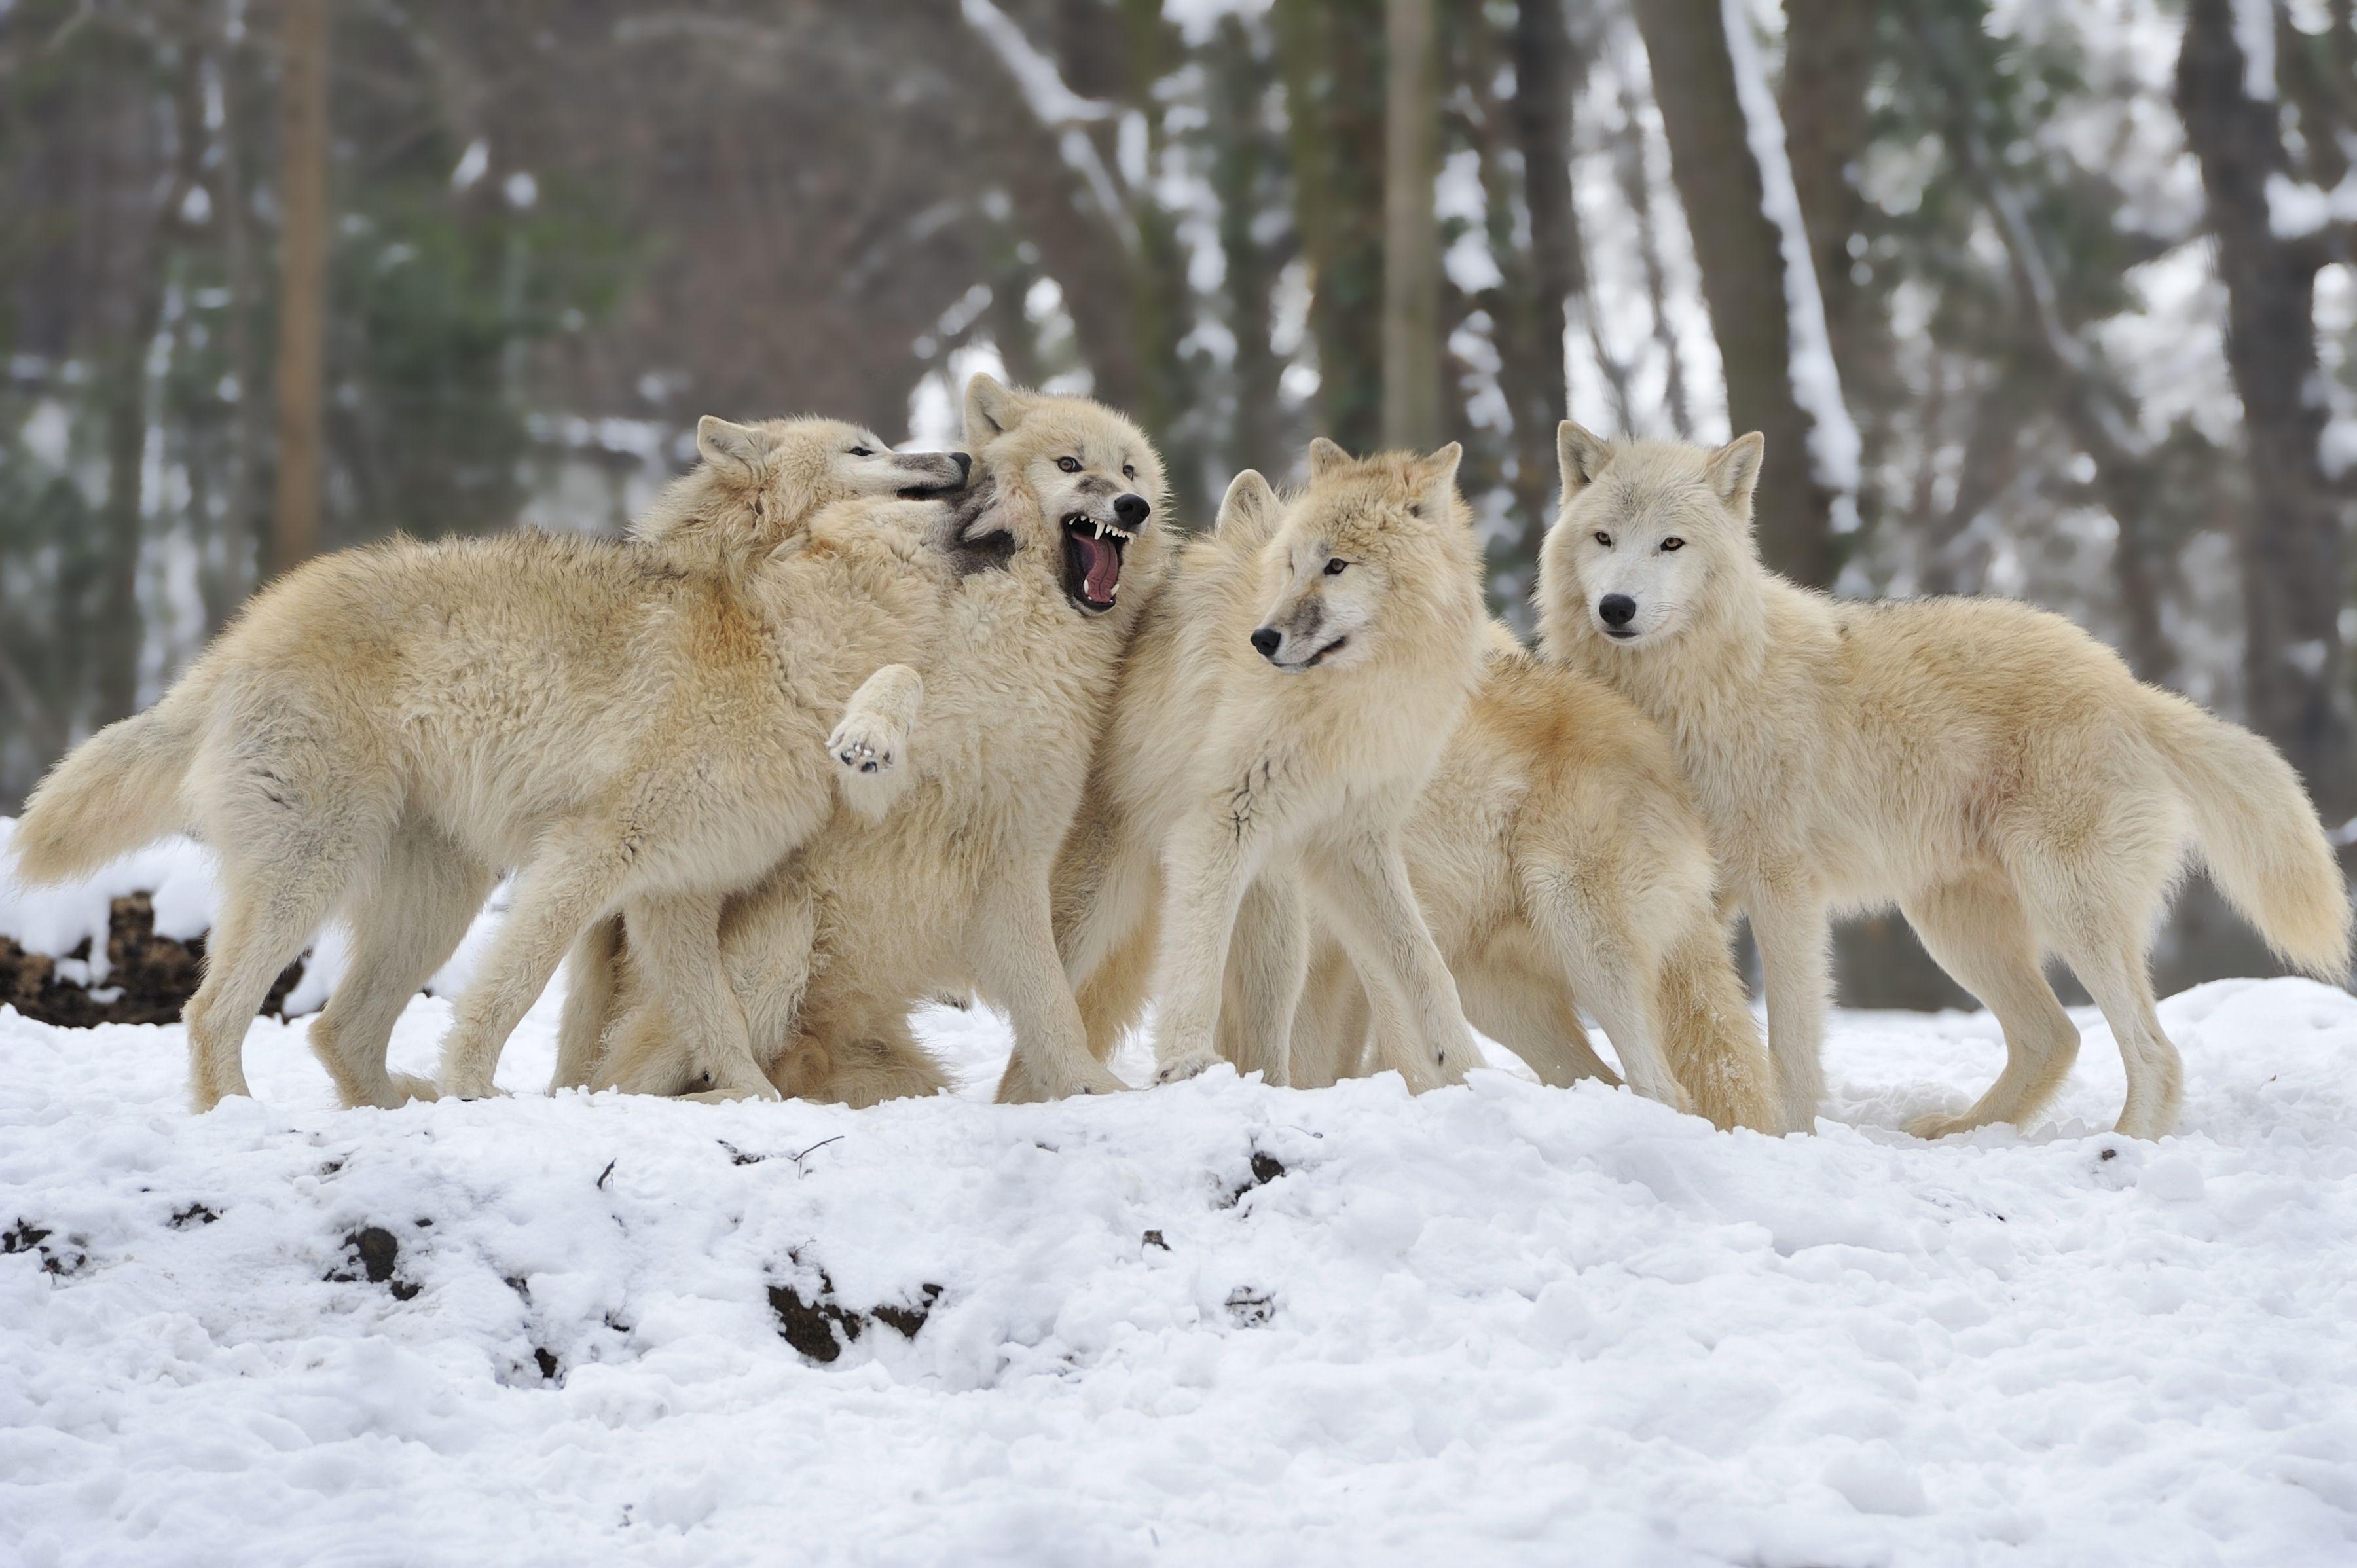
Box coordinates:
[96,49,206,723]
[1210,16,1290,482]
[1276,0,1386,454]
[1506,0,1582,551]
[1778,0,1873,374]
[1382,0,1442,450]
[2176,0,2352,817]
[1115,0,1210,500]
[269,0,330,578]
[211,5,263,629]
[1632,0,1841,585]
[1611,69,1687,437]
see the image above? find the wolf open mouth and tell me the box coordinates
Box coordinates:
[1061,514,1133,615]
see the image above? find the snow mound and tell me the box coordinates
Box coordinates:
[5,975,2356,1565]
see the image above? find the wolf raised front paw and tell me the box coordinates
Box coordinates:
[830,725,899,776]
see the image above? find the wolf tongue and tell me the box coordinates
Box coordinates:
[1078,532,1120,601]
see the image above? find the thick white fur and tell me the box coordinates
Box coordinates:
[563,376,1171,1105]
[12,418,966,1111]
[1040,440,1489,1095]
[1279,625,1785,1131]
[1537,425,2352,1139]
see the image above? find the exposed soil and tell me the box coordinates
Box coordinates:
[0,894,305,1028]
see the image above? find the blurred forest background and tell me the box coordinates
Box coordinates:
[3,0,2354,1002]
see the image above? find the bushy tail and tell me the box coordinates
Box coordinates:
[10,685,204,886]
[2150,695,2352,983]
[1656,919,1787,1133]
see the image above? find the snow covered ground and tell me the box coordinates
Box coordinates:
[4,841,2356,1563]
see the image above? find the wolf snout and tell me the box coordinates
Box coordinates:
[1250,627,1283,660]
[1114,493,1150,527]
[952,452,973,483]
[1598,594,1637,630]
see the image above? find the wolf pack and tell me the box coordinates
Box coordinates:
[15,376,2350,1143]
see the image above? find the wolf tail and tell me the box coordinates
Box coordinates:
[2147,693,2352,982]
[10,678,208,886]
[1656,917,1787,1133]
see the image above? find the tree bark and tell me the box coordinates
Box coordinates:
[1381,0,1442,450]
[269,0,331,578]
[1632,0,1840,585]
[95,45,206,723]
[2176,0,2352,817]
[1209,16,1289,481]
[1777,0,1874,375]
[1276,0,1386,454]
[1505,0,1582,553]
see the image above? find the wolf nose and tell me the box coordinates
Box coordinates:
[1114,493,1150,527]
[1250,627,1283,660]
[1598,594,1637,627]
[952,452,972,482]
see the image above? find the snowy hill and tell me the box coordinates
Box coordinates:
[5,964,2355,1565]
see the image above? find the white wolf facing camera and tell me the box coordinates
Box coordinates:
[1539,424,2350,1139]
[1042,438,1489,1097]
[9,418,968,1111]
[561,374,1172,1106]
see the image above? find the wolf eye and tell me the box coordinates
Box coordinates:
[1660,537,1685,552]
[1123,464,1137,479]
[1323,558,1347,575]
[1594,531,1613,547]
[848,446,873,458]
[1057,456,1082,473]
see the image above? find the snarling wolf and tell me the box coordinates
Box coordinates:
[1037,440,1489,1096]
[10,418,968,1110]
[1539,424,2351,1139]
[558,375,1171,1105]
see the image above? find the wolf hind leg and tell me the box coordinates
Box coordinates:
[310,825,492,1108]
[1302,831,1474,1092]
[2015,861,2180,1139]
[1901,876,2083,1139]
[1524,867,1689,1114]
[1217,873,1308,1084]
[187,842,367,1110]
[550,917,626,1093]
[436,818,643,1098]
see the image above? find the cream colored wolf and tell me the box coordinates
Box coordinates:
[1278,627,1784,1131]
[10,418,966,1110]
[560,375,1170,1105]
[1029,439,1489,1096]
[1539,424,2351,1139]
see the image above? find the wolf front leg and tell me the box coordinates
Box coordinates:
[828,664,924,821]
[975,867,1129,1102]
[1302,828,1476,1091]
[1144,818,1265,1085]
[1745,880,1831,1132]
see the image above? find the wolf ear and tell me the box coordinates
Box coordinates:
[1306,436,1351,479]
[1420,441,1463,505]
[1704,432,1765,514]
[1214,469,1282,545]
[1557,422,1612,496]
[696,416,768,481]
[964,374,1030,445]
